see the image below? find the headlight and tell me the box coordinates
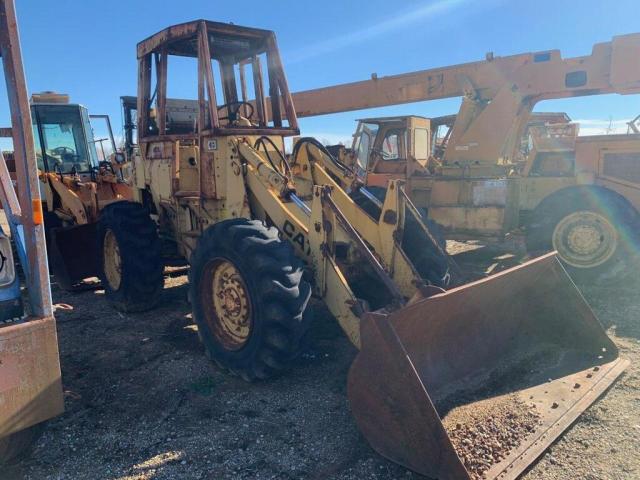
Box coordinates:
[0,233,16,287]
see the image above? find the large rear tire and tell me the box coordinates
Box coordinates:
[97,201,163,312]
[189,219,312,381]
[526,187,640,284]
[0,425,43,466]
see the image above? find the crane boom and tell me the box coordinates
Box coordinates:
[284,33,640,165]
[289,33,640,118]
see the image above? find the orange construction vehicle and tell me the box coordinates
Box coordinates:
[284,34,640,282]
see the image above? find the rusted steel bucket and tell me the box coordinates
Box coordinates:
[48,223,98,289]
[348,252,628,480]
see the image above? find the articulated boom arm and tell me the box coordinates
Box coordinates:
[237,138,450,346]
[287,33,640,165]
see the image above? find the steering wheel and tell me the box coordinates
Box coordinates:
[98,160,116,175]
[217,101,254,122]
[52,146,76,156]
[371,147,393,160]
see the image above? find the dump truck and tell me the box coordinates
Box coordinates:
[284,34,640,283]
[95,20,626,479]
[0,0,64,464]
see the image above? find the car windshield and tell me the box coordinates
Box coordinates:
[34,105,93,173]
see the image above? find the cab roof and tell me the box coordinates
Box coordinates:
[137,20,275,61]
[356,115,429,124]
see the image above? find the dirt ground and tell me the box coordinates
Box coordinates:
[3,241,639,480]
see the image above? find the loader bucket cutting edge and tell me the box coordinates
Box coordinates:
[347,252,628,480]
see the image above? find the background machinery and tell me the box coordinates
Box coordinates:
[5,92,131,289]
[95,20,627,479]
[284,34,640,282]
[0,0,64,465]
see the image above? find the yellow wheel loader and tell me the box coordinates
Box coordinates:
[98,20,627,479]
[4,92,132,290]
[29,94,132,289]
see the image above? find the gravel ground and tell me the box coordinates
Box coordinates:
[444,395,541,479]
[2,241,639,480]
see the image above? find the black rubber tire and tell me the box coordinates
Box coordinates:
[526,187,640,284]
[97,201,163,312]
[0,424,43,466]
[189,218,312,381]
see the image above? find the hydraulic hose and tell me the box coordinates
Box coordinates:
[291,137,352,175]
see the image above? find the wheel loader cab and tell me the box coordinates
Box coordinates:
[134,21,300,256]
[27,94,130,290]
[29,96,123,188]
[351,116,434,188]
[136,20,299,140]
[31,102,99,178]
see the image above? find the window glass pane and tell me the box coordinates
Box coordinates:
[414,128,429,160]
[89,115,116,162]
[82,108,99,166]
[37,106,91,173]
[356,133,371,171]
[32,124,45,171]
[355,123,379,173]
[382,132,399,160]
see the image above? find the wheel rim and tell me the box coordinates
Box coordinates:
[103,229,122,290]
[201,258,252,350]
[552,210,618,269]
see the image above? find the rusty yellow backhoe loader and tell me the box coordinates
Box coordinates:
[285,34,640,282]
[97,21,626,479]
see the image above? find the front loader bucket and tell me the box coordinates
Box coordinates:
[348,253,627,480]
[48,224,98,290]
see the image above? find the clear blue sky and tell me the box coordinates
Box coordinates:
[2,0,639,146]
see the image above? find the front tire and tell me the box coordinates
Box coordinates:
[189,219,312,381]
[97,201,163,312]
[526,187,640,283]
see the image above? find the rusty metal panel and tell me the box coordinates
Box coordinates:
[518,176,576,212]
[601,151,640,183]
[429,205,507,235]
[0,317,63,437]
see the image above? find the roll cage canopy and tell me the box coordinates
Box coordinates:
[137,20,299,139]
